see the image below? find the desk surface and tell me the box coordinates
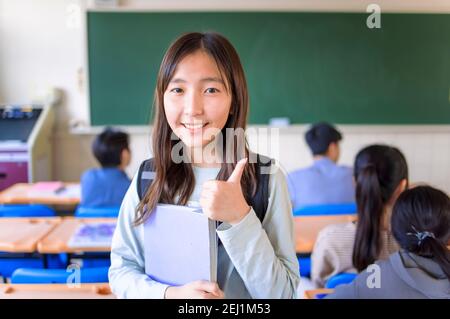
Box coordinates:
[294,215,357,254]
[37,217,116,253]
[304,288,334,299]
[0,283,115,299]
[0,218,61,253]
[0,183,80,206]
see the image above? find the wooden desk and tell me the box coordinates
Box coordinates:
[0,283,115,299]
[37,217,116,254]
[0,183,80,206]
[294,215,357,254]
[0,218,61,253]
[304,288,334,299]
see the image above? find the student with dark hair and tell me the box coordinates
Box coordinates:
[80,127,131,207]
[109,32,299,299]
[287,122,354,209]
[311,145,408,287]
[328,185,450,298]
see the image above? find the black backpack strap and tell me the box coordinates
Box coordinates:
[137,158,156,201]
[247,154,274,223]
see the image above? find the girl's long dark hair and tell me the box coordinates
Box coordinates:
[352,145,408,271]
[391,186,450,280]
[134,32,257,225]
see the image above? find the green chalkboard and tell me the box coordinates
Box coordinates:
[87,12,450,125]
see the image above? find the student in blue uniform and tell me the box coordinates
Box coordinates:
[287,122,355,210]
[80,127,131,207]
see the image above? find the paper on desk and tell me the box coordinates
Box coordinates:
[67,221,116,248]
[56,184,81,198]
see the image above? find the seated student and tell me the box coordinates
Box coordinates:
[287,122,355,210]
[80,127,131,207]
[311,145,408,287]
[327,185,450,299]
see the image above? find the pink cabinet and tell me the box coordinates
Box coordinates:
[0,160,28,192]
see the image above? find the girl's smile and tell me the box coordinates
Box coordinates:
[181,120,209,135]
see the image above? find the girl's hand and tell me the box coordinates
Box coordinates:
[200,158,251,225]
[164,281,224,299]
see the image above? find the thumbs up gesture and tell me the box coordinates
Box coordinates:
[199,158,251,225]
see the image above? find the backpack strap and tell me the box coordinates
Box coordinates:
[137,158,156,201]
[136,155,273,223]
[247,154,273,223]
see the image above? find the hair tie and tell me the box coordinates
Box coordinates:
[406,225,435,246]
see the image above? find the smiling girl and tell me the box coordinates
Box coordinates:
[108,32,299,299]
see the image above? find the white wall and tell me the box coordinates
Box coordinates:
[0,0,88,130]
[1,0,449,192]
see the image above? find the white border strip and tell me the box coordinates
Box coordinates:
[86,0,450,13]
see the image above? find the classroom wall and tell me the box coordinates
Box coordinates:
[0,0,88,130]
[1,0,450,192]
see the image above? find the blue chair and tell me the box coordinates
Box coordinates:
[298,256,311,278]
[293,203,357,216]
[325,273,357,289]
[0,256,43,280]
[0,204,56,217]
[68,251,111,268]
[0,253,67,280]
[74,206,120,218]
[11,266,109,284]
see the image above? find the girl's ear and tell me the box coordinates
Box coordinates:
[399,179,408,192]
[389,179,408,204]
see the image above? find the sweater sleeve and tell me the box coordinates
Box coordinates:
[311,227,336,288]
[311,223,358,288]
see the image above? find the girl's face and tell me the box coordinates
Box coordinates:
[164,50,232,149]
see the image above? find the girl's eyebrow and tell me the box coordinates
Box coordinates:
[169,77,224,84]
[200,77,225,84]
[169,78,187,83]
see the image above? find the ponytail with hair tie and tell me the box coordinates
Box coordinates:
[391,185,450,280]
[406,226,436,246]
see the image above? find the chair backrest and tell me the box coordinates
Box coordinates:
[298,256,311,278]
[74,206,120,218]
[0,204,55,217]
[11,267,109,284]
[325,273,357,289]
[293,203,357,216]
